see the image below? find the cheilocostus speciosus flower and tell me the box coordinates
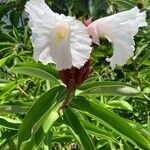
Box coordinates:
[87,7,147,69]
[25,0,92,70]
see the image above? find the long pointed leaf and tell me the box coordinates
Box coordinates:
[0,116,21,130]
[81,120,118,143]
[71,97,150,150]
[9,63,60,83]
[18,86,66,148]
[63,107,96,150]
[78,81,141,96]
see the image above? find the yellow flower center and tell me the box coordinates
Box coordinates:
[55,22,70,40]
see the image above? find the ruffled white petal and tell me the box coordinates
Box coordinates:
[25,0,92,70]
[67,17,92,69]
[87,7,147,69]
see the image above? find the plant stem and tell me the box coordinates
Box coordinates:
[57,90,73,112]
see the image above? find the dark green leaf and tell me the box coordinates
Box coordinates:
[0,116,21,130]
[0,54,13,66]
[12,27,21,42]
[10,10,19,27]
[71,97,150,150]
[9,63,60,83]
[81,120,118,143]
[63,107,96,150]
[78,81,141,96]
[18,86,66,149]
[0,79,25,100]
[113,0,134,9]
[0,33,17,43]
[0,2,16,19]
[51,135,73,143]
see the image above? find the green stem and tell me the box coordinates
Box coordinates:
[57,90,74,112]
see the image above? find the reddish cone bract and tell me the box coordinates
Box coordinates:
[59,59,92,92]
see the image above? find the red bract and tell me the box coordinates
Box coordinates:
[59,59,92,92]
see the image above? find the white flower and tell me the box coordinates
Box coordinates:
[25,0,92,70]
[87,7,147,69]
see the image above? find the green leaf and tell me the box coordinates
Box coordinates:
[126,119,150,141]
[121,139,132,150]
[71,97,150,150]
[18,86,66,149]
[0,54,13,67]
[51,135,73,143]
[9,63,60,83]
[0,130,17,150]
[9,10,19,27]
[106,100,133,111]
[81,120,118,143]
[0,2,16,19]
[0,105,29,114]
[0,42,15,47]
[23,26,30,44]
[78,81,141,96]
[63,107,96,150]
[138,48,150,67]
[112,0,134,9]
[30,104,63,149]
[140,68,150,77]
[43,131,53,150]
[0,79,25,100]
[20,108,60,150]
[133,44,149,60]
[13,27,21,43]
[148,116,150,130]
[0,116,21,130]
[0,33,17,43]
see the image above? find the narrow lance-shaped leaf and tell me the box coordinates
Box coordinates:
[81,120,119,143]
[0,33,18,43]
[70,97,150,150]
[0,42,15,46]
[51,135,73,143]
[9,63,60,83]
[18,86,66,148]
[0,54,13,67]
[106,100,133,111]
[0,105,29,114]
[0,130,18,150]
[63,107,96,150]
[0,79,25,100]
[0,116,21,130]
[126,119,150,141]
[20,102,62,150]
[78,81,141,97]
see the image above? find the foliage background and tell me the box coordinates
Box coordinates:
[0,0,150,150]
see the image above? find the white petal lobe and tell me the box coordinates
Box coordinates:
[67,17,92,69]
[87,7,147,69]
[25,0,92,70]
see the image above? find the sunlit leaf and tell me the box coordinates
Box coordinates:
[63,107,96,150]
[0,105,29,114]
[106,100,133,111]
[18,86,66,149]
[0,116,21,130]
[9,63,60,83]
[0,79,25,100]
[71,97,150,150]
[81,120,118,143]
[0,54,13,66]
[78,81,141,96]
